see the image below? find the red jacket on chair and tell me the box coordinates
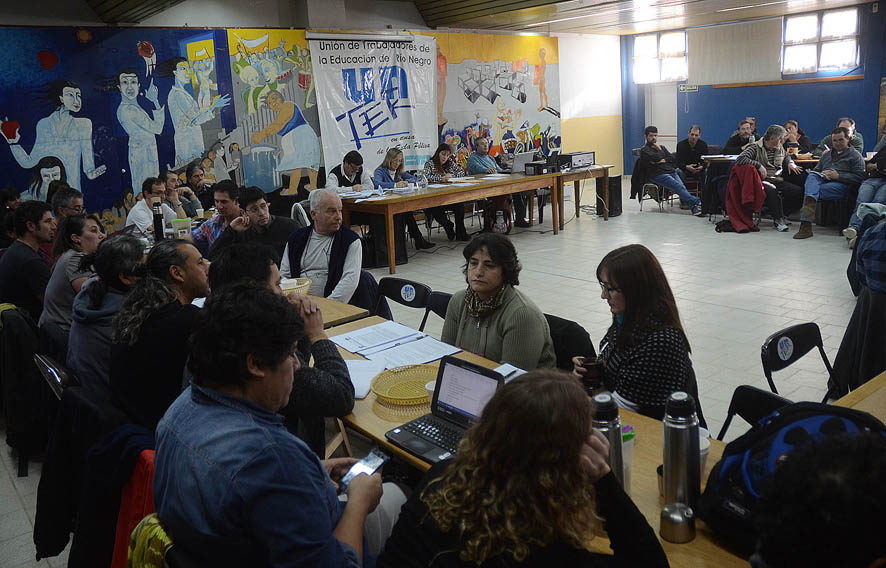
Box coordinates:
[111,449,155,568]
[726,164,766,232]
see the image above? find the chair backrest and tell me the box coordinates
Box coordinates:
[717,385,792,440]
[420,291,452,331]
[290,202,310,228]
[543,313,595,371]
[761,322,834,399]
[33,353,79,401]
[631,147,643,158]
[375,277,432,312]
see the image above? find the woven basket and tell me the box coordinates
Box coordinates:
[281,277,311,296]
[370,364,437,406]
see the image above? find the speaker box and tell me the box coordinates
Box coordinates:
[596,175,622,217]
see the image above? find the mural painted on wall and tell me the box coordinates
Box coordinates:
[225,29,320,195]
[0,26,236,230]
[430,33,561,170]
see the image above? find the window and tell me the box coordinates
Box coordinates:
[633,31,687,84]
[782,8,859,75]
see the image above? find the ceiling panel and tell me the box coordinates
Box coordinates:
[86,0,188,24]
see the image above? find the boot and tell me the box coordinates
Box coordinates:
[455,227,470,241]
[442,219,456,241]
[799,196,816,223]
[413,235,435,249]
[793,221,813,239]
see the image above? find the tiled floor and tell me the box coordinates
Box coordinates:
[0,181,856,566]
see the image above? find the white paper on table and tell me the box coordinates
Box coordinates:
[426,183,447,188]
[364,335,461,369]
[449,182,477,187]
[447,176,474,182]
[354,195,390,203]
[330,320,421,353]
[494,363,526,383]
[483,173,510,178]
[345,360,387,399]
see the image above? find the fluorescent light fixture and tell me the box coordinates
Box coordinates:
[717,1,786,12]
[305,32,414,42]
[526,13,595,27]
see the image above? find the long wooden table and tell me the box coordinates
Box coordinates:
[557,165,614,225]
[308,294,369,329]
[329,316,745,566]
[342,173,560,274]
[835,370,886,422]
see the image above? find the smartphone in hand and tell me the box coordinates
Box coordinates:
[340,449,389,490]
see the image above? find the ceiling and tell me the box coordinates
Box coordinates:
[413,0,870,35]
[85,0,187,24]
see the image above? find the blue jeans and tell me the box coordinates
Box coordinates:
[650,172,701,208]
[848,178,886,228]
[802,175,849,222]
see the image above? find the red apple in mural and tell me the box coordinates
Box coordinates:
[1,119,20,141]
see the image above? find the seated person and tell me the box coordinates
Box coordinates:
[753,433,886,568]
[372,147,435,249]
[795,127,866,240]
[856,218,886,294]
[327,150,374,191]
[577,244,701,423]
[441,233,555,370]
[735,124,804,231]
[0,209,15,249]
[109,239,209,429]
[153,282,405,565]
[0,200,56,320]
[0,187,22,214]
[67,235,145,388]
[845,138,886,248]
[51,186,84,222]
[186,162,214,210]
[125,177,187,235]
[640,126,703,215]
[783,120,814,155]
[209,242,354,456]
[208,186,300,261]
[423,143,469,241]
[724,119,755,154]
[39,214,105,332]
[161,169,202,218]
[676,124,709,181]
[467,137,531,228]
[189,180,239,255]
[378,370,668,568]
[814,117,864,157]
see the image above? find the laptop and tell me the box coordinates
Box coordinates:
[503,151,536,174]
[385,356,504,463]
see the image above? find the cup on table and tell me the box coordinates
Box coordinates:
[572,355,603,394]
[195,208,204,218]
[425,380,436,401]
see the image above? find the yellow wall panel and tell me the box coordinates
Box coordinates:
[560,115,624,176]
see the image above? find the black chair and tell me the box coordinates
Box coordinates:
[374,277,433,330]
[421,291,452,331]
[34,354,80,401]
[761,322,835,403]
[716,385,792,441]
[543,313,596,371]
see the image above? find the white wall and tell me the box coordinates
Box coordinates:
[1,0,102,25]
[340,0,427,30]
[138,0,296,27]
[558,34,622,120]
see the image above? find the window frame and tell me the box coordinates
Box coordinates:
[632,30,688,84]
[781,7,860,77]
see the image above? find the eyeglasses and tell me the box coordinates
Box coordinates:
[246,202,269,215]
[63,205,84,213]
[599,281,620,295]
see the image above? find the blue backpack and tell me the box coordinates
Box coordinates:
[697,402,886,555]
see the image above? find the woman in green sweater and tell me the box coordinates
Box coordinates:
[441,233,555,370]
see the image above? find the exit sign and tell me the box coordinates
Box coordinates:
[679,84,699,92]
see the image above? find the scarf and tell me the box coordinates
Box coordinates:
[464,284,507,318]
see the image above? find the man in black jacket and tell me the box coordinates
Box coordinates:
[208,186,302,261]
[640,126,703,216]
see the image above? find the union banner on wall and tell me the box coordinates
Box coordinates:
[309,35,437,173]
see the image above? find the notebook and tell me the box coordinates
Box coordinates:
[384,356,504,463]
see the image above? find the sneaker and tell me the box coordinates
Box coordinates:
[691,204,705,217]
[844,226,858,249]
[774,218,789,232]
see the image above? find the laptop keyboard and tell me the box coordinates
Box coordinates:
[403,416,463,454]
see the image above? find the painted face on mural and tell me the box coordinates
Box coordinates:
[242,66,263,88]
[118,73,140,100]
[259,60,277,82]
[60,87,82,113]
[174,61,190,83]
[40,166,62,186]
[266,92,284,112]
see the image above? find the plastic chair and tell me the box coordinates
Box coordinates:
[716,385,792,441]
[374,277,433,330]
[290,202,310,228]
[33,353,79,401]
[421,291,452,330]
[761,322,835,403]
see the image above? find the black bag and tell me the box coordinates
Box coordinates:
[482,196,512,234]
[715,219,735,233]
[362,214,408,268]
[697,402,886,555]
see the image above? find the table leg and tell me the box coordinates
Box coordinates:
[574,180,580,218]
[558,180,565,231]
[385,209,396,274]
[603,171,610,221]
[529,192,535,225]
[551,179,560,235]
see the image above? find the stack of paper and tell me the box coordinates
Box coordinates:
[345,360,387,399]
[331,321,461,369]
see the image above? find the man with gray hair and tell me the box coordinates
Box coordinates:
[735,124,804,231]
[281,189,362,303]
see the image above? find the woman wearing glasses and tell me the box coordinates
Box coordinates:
[577,244,704,424]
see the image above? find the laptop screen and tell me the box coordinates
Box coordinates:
[433,360,500,427]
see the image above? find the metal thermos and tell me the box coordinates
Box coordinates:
[152,201,165,243]
[662,391,701,508]
[592,392,624,487]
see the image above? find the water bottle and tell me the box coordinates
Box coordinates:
[415,173,428,189]
[662,391,700,508]
[152,200,165,243]
[592,392,624,488]
[493,211,507,233]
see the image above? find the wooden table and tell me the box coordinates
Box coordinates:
[328,316,744,566]
[342,172,560,274]
[557,165,613,225]
[835,370,886,422]
[308,294,369,329]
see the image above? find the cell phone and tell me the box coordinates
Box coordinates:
[339,449,389,490]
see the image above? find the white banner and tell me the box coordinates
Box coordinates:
[309,35,437,175]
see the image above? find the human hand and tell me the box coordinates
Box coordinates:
[352,184,363,191]
[486,168,496,174]
[824,169,838,180]
[758,165,768,179]
[322,457,359,483]
[442,174,451,182]
[788,162,802,174]
[291,295,325,341]
[579,429,611,482]
[571,355,587,379]
[866,162,878,172]
[346,472,383,515]
[2,117,21,144]
[180,187,195,200]
[251,132,263,144]
[230,213,251,232]
[145,79,160,106]
[212,93,232,110]
[395,180,408,188]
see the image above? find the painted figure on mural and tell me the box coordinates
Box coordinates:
[251,90,320,194]
[194,57,217,109]
[228,142,243,185]
[24,155,66,202]
[287,46,314,109]
[115,68,165,195]
[239,65,267,114]
[3,80,107,191]
[157,56,231,167]
[208,140,231,182]
[535,48,548,112]
[436,44,448,127]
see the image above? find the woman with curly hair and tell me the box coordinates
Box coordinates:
[377,370,667,567]
[109,239,209,429]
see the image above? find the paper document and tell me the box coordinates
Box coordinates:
[447,176,474,182]
[330,321,421,353]
[494,363,526,383]
[808,170,826,179]
[449,182,477,187]
[338,189,377,198]
[345,360,387,399]
[355,195,390,203]
[364,335,461,369]
[426,183,447,189]
[483,173,510,178]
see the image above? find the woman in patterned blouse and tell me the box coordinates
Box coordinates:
[422,143,470,241]
[579,244,705,425]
